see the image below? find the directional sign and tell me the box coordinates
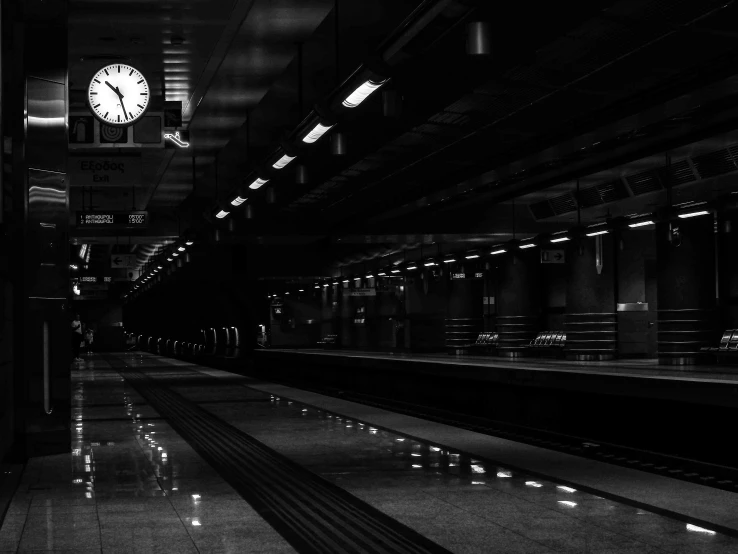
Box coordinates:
[111,254,137,269]
[77,211,148,229]
[69,156,142,187]
[540,249,565,264]
[343,288,376,297]
[450,272,484,280]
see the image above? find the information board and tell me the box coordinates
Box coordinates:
[450,272,484,280]
[76,211,148,229]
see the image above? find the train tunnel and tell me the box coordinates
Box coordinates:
[2,0,738,551]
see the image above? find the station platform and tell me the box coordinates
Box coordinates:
[254,349,738,408]
[1,352,737,553]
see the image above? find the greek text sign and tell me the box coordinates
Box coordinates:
[77,212,148,230]
[540,249,565,264]
[69,156,142,187]
[343,288,377,297]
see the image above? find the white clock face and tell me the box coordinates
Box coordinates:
[87,64,150,127]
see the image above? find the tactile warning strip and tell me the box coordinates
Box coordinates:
[106,356,451,554]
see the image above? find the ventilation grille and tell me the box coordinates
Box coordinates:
[626,169,662,196]
[661,160,697,187]
[529,200,556,220]
[578,179,629,208]
[548,193,577,215]
[692,149,737,179]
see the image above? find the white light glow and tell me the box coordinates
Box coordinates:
[471,465,486,474]
[490,249,506,255]
[557,486,577,493]
[215,210,229,219]
[678,210,710,219]
[231,196,247,206]
[465,254,480,259]
[686,524,716,535]
[526,481,543,488]
[248,177,269,190]
[192,494,200,499]
[443,258,455,263]
[273,154,295,169]
[391,269,400,274]
[366,274,374,278]
[558,501,577,507]
[192,519,201,526]
[185,241,193,246]
[342,79,385,108]
[378,272,387,276]
[497,471,512,478]
[424,262,436,267]
[406,265,418,270]
[628,220,654,228]
[519,243,536,249]
[303,123,333,144]
[550,237,570,243]
[585,230,608,237]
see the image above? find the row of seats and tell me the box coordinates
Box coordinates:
[701,329,738,357]
[472,332,498,348]
[530,331,566,348]
[317,334,339,348]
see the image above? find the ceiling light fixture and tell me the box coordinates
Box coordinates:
[585,230,609,237]
[628,220,654,228]
[231,196,247,206]
[465,251,480,259]
[490,248,506,255]
[177,246,186,252]
[406,263,418,270]
[678,210,710,219]
[424,259,437,267]
[342,79,388,108]
[215,209,229,219]
[519,243,536,249]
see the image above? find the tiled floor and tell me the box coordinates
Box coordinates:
[1,352,736,553]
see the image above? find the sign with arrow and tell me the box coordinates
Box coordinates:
[110,254,137,269]
[540,249,565,264]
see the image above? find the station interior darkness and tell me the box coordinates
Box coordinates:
[2,0,738,552]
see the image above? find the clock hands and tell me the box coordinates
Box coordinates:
[104,80,128,121]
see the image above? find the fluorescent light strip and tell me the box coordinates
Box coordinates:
[628,220,654,228]
[406,265,418,270]
[272,154,295,169]
[248,177,269,190]
[302,123,333,144]
[465,254,479,259]
[490,249,506,255]
[677,210,709,219]
[519,243,536,249]
[550,237,570,243]
[177,246,186,251]
[377,272,386,276]
[443,259,455,264]
[215,210,229,219]
[366,274,374,278]
[230,196,247,206]
[424,262,436,267]
[342,80,384,108]
[585,230,608,237]
[342,279,349,283]
[391,269,400,274]
[185,241,193,246]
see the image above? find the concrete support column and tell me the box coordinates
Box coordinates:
[445,277,483,353]
[655,217,717,364]
[564,235,617,361]
[495,251,541,357]
[10,0,70,458]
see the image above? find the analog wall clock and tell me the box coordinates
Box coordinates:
[87,64,149,127]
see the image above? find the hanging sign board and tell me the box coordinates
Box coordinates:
[450,272,484,280]
[540,249,565,264]
[77,211,148,229]
[343,288,377,297]
[69,156,142,187]
[110,254,137,269]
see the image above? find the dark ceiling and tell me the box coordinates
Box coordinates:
[68,0,738,277]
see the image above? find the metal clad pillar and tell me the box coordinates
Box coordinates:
[11,0,70,457]
[495,251,541,357]
[655,218,717,365]
[564,236,618,361]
